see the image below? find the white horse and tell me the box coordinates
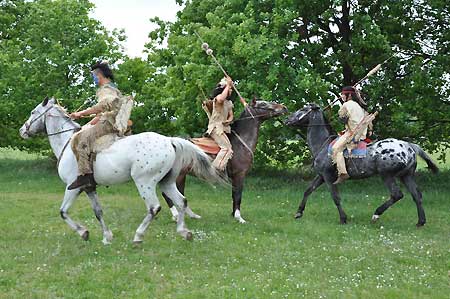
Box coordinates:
[19,97,225,244]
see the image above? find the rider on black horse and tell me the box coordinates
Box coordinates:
[331,86,373,184]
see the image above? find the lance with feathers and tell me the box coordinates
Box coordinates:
[324,53,396,110]
[194,30,254,118]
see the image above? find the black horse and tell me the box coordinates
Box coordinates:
[163,98,288,223]
[285,103,438,226]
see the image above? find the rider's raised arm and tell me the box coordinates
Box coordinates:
[216,76,233,104]
[216,85,231,103]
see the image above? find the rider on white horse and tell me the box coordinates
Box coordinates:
[68,61,129,190]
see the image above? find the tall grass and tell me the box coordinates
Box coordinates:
[0,148,448,298]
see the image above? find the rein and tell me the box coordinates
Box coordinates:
[26,104,80,167]
[232,112,273,122]
[25,105,54,132]
[231,130,254,159]
[292,107,336,159]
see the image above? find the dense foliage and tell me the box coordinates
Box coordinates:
[2,0,449,167]
[0,0,123,151]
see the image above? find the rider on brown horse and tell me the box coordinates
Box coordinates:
[202,76,248,170]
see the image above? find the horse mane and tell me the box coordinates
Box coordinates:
[230,107,254,131]
[53,102,81,129]
[55,104,68,114]
[320,110,336,136]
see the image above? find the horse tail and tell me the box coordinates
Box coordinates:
[167,137,229,186]
[410,143,439,174]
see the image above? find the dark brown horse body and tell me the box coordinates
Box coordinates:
[163,99,287,223]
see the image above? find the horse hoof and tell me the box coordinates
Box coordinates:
[371,214,380,223]
[132,240,143,247]
[340,219,347,224]
[102,230,113,245]
[416,222,425,228]
[189,214,202,219]
[81,230,89,241]
[185,231,193,241]
[294,212,303,219]
[236,218,247,224]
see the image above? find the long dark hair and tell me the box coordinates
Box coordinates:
[341,86,367,108]
[91,61,114,81]
[210,84,235,101]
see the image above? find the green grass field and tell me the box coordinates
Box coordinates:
[0,148,449,298]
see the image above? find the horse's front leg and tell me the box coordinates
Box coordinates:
[295,175,324,219]
[60,188,89,240]
[86,191,113,245]
[325,181,348,224]
[231,173,246,223]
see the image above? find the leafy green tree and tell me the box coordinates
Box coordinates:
[0,0,124,151]
[139,0,449,167]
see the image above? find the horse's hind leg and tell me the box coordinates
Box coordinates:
[372,176,404,222]
[401,175,426,227]
[132,179,161,244]
[162,192,178,221]
[86,191,113,245]
[162,170,200,221]
[295,175,324,219]
[160,181,192,240]
[60,188,89,241]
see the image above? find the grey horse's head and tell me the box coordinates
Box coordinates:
[284,103,321,127]
[246,97,288,121]
[19,97,57,138]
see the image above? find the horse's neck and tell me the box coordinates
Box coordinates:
[232,114,261,152]
[46,111,77,159]
[307,112,332,157]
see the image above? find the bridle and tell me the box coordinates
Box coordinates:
[24,105,54,134]
[25,104,79,137]
[24,104,80,168]
[232,105,288,123]
[290,107,336,159]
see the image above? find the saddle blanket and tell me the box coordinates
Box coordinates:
[328,137,369,158]
[190,137,220,155]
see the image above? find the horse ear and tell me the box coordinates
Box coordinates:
[42,96,49,106]
[311,103,320,110]
[251,96,257,106]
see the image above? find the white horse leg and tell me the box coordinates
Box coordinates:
[185,206,201,219]
[169,206,179,222]
[165,196,199,221]
[234,209,246,224]
[160,182,192,240]
[86,191,113,245]
[60,188,89,240]
[132,179,161,244]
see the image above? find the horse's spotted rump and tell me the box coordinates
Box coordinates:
[372,138,415,166]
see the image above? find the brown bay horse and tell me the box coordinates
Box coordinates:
[163,98,287,223]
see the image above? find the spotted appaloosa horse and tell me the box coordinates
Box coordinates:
[19,97,225,244]
[163,98,288,223]
[285,103,438,226]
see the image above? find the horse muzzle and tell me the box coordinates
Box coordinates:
[19,125,30,139]
[284,118,295,126]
